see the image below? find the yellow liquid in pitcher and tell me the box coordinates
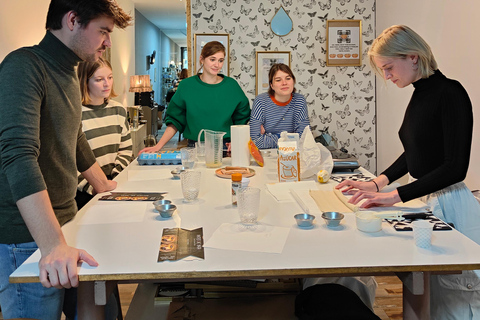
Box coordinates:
[206,161,222,168]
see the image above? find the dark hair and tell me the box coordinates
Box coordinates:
[268,63,296,96]
[46,0,132,30]
[77,57,118,105]
[197,41,226,74]
[179,68,189,80]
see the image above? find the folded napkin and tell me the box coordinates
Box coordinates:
[204,223,291,254]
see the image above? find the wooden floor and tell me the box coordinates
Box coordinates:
[117,275,403,320]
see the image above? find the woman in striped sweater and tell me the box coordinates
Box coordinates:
[250,63,310,149]
[76,57,133,209]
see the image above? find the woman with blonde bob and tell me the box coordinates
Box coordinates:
[336,25,480,319]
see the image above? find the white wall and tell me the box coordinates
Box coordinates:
[0,0,136,107]
[376,0,480,189]
[111,0,136,107]
[0,1,50,60]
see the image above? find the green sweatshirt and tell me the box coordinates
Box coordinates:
[165,75,251,141]
[0,32,96,244]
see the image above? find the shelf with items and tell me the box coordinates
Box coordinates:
[161,67,177,106]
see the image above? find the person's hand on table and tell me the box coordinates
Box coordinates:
[92,179,117,196]
[225,142,231,152]
[335,179,377,193]
[138,145,160,155]
[39,243,98,289]
[347,189,402,208]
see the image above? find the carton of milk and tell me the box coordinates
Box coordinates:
[277,133,300,182]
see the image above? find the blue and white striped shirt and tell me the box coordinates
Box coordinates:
[250,92,310,149]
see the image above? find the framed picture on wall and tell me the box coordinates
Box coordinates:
[255,51,291,95]
[194,33,230,76]
[326,20,362,66]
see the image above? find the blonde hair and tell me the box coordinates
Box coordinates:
[368,25,437,79]
[77,57,118,105]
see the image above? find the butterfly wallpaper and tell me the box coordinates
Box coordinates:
[191,0,377,173]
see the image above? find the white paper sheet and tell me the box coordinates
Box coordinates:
[128,169,172,181]
[78,202,147,225]
[266,181,318,202]
[290,189,323,214]
[204,223,291,254]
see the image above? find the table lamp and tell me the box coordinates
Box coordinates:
[129,75,157,135]
[129,75,151,129]
[129,75,152,105]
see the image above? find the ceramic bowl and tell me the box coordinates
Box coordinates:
[321,211,344,227]
[355,212,382,233]
[155,204,177,218]
[294,213,316,228]
[171,167,187,180]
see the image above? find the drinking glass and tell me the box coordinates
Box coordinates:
[196,141,205,163]
[180,171,201,202]
[412,220,434,248]
[237,187,261,226]
[181,147,197,169]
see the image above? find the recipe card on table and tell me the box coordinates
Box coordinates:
[158,228,204,262]
[99,192,166,201]
[204,223,291,254]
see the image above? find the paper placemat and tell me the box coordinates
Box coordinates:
[266,181,318,202]
[204,223,290,254]
[128,169,172,181]
[78,202,147,225]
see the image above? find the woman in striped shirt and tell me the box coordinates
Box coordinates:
[250,63,310,149]
[76,57,133,209]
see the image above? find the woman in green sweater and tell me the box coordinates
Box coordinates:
[139,41,250,154]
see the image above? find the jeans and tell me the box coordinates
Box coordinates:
[0,241,64,320]
[63,287,119,320]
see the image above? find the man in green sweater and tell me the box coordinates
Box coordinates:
[0,1,132,319]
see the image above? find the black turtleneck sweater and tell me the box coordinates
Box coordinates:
[0,32,97,243]
[382,70,473,202]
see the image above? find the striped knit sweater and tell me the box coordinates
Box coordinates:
[250,92,310,149]
[78,100,133,194]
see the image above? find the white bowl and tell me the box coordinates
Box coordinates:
[356,212,382,233]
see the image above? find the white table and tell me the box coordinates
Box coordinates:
[10,156,480,319]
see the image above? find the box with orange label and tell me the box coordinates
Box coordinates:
[278,140,301,182]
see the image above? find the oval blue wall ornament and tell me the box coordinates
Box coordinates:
[270,6,293,37]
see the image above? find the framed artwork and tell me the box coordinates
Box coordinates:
[255,51,291,95]
[194,33,230,76]
[326,20,362,66]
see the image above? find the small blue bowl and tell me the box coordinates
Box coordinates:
[294,213,316,228]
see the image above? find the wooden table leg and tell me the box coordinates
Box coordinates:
[396,271,430,320]
[78,280,116,320]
